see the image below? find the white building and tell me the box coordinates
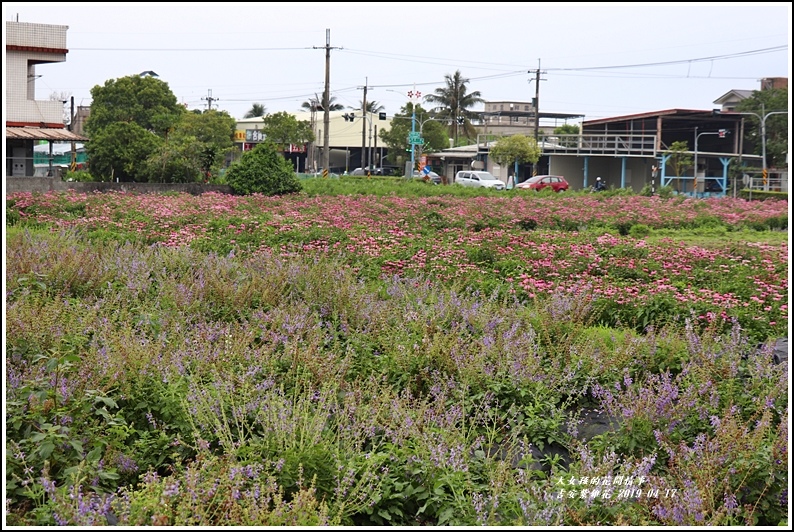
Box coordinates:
[5,20,88,178]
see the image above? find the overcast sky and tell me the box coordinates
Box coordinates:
[4,2,791,125]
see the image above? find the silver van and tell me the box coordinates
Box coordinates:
[454,171,505,190]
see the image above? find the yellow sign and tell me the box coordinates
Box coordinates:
[234,130,246,141]
[323,169,328,179]
[762,168,768,185]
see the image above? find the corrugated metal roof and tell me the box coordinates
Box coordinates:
[6,127,89,141]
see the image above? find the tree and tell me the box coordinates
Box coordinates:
[735,87,788,168]
[351,100,385,114]
[244,103,267,118]
[84,75,185,181]
[86,122,163,182]
[225,141,301,196]
[424,70,484,145]
[663,140,693,179]
[144,109,237,182]
[84,75,184,138]
[489,135,541,181]
[260,112,315,148]
[553,123,580,148]
[301,94,344,112]
[553,124,580,135]
[379,104,448,169]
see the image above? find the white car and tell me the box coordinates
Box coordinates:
[454,171,506,190]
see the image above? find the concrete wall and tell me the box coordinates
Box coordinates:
[6,176,233,196]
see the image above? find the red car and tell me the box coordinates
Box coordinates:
[516,175,569,192]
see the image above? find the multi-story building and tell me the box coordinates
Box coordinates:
[5,20,88,179]
[478,100,581,137]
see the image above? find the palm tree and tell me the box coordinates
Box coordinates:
[301,93,344,112]
[350,100,385,114]
[244,103,266,118]
[424,70,484,145]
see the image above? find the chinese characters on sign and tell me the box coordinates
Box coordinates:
[245,129,266,142]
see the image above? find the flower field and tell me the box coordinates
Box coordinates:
[5,183,789,525]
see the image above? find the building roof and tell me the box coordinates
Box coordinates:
[713,89,753,105]
[582,109,718,126]
[6,127,88,142]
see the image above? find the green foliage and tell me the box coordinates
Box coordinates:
[735,87,788,168]
[142,110,237,182]
[656,185,675,199]
[85,75,184,138]
[86,122,163,182]
[244,103,267,118]
[424,70,484,143]
[489,135,541,168]
[142,136,205,183]
[628,223,651,238]
[64,170,94,182]
[83,75,236,183]
[225,142,302,195]
[553,124,580,135]
[260,111,315,147]
[5,189,788,526]
[379,104,448,165]
[663,140,693,177]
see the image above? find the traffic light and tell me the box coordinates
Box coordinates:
[718,129,728,138]
[378,112,387,120]
[342,113,355,122]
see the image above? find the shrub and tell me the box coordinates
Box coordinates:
[629,223,651,238]
[63,170,94,182]
[225,142,301,196]
[656,185,675,199]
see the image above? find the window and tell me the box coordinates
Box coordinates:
[524,105,529,111]
[500,104,504,111]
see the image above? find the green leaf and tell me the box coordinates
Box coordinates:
[86,447,103,463]
[70,439,84,454]
[98,470,120,480]
[438,507,455,524]
[377,509,391,520]
[39,442,55,459]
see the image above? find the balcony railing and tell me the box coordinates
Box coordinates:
[540,134,657,157]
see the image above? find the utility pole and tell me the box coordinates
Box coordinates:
[528,59,546,143]
[314,29,339,177]
[202,89,218,111]
[362,80,368,169]
[528,59,546,176]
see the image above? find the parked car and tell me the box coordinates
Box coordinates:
[454,171,506,190]
[350,166,392,176]
[412,169,441,184]
[516,174,569,192]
